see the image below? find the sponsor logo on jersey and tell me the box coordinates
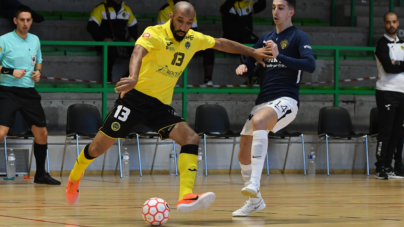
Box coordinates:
[156,65,183,78]
[111,122,121,131]
[142,33,151,38]
[304,45,312,49]
[281,40,289,49]
[185,35,194,41]
[166,42,175,51]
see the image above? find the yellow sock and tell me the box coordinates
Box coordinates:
[178,153,198,199]
[70,145,95,181]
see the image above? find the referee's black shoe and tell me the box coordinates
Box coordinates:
[394,165,404,177]
[34,173,61,185]
[375,167,389,180]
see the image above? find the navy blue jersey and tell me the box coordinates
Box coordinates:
[243,26,315,105]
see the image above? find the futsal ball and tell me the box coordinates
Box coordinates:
[142,198,170,226]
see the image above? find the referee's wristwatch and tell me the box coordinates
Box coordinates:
[37,69,42,75]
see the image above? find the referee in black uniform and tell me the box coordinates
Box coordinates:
[0,6,60,185]
[374,12,404,180]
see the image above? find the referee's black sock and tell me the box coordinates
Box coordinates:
[34,143,47,176]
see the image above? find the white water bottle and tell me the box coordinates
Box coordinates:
[122,148,130,177]
[169,149,176,175]
[7,149,16,179]
[196,148,203,177]
[308,147,316,175]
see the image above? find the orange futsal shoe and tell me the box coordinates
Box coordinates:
[66,174,83,206]
[176,192,215,214]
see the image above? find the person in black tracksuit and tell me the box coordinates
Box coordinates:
[374,12,404,179]
[87,0,138,82]
[220,0,267,44]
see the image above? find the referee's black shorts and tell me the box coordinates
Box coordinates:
[0,86,47,128]
[100,89,185,140]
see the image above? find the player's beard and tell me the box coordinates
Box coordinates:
[171,20,187,42]
[385,26,397,35]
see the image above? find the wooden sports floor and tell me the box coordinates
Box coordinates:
[1,174,404,227]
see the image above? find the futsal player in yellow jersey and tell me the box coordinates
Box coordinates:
[66,1,271,213]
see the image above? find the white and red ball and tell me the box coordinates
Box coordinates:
[141,198,170,226]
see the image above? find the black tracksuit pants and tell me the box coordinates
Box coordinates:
[375,90,404,170]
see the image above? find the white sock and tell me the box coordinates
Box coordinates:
[250,130,268,188]
[240,162,262,201]
[240,163,251,182]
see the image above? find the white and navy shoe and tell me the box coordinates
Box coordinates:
[232,198,266,217]
[241,181,260,198]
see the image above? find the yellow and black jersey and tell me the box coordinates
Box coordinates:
[135,21,215,104]
[157,0,198,29]
[87,1,138,41]
[220,0,266,43]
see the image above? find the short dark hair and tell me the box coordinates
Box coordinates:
[284,0,296,9]
[15,5,32,18]
[384,12,397,22]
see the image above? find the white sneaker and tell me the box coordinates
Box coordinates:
[241,181,260,198]
[232,198,266,217]
[204,80,213,85]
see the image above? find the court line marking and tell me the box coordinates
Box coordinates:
[0,214,92,227]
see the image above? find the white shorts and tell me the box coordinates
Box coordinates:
[240,97,298,136]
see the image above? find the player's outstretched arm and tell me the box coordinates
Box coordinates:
[115,44,148,98]
[213,38,271,67]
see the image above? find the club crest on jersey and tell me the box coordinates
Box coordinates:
[185,41,191,49]
[401,45,404,51]
[0,47,2,52]
[111,122,121,131]
[122,12,127,18]
[142,33,151,38]
[281,40,289,49]
[31,55,36,66]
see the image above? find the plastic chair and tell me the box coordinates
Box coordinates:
[3,111,50,175]
[268,126,306,175]
[317,107,369,175]
[195,104,240,175]
[60,104,114,176]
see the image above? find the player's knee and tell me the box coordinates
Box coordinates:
[186,132,200,145]
[35,128,48,143]
[252,116,266,130]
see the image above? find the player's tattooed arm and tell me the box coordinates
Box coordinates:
[213,38,271,67]
[115,44,148,98]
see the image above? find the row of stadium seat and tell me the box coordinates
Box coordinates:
[33,11,329,26]
[34,83,375,91]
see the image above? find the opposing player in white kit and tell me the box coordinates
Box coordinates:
[232,0,315,216]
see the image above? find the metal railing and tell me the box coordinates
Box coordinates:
[333,0,403,46]
[38,41,376,121]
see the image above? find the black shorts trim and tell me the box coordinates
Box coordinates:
[100,89,185,140]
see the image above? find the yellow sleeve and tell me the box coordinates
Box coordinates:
[126,7,137,27]
[195,32,215,51]
[157,10,169,25]
[89,5,103,26]
[135,28,161,52]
